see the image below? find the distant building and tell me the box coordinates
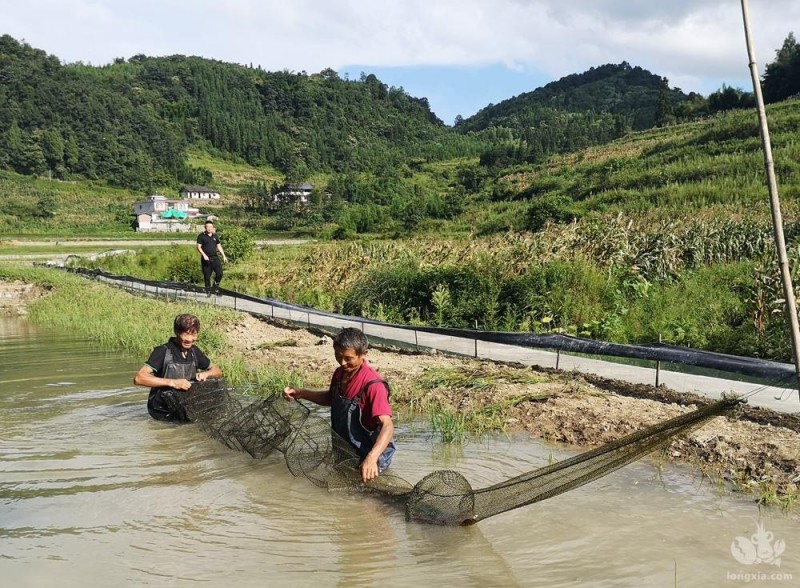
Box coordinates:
[273,182,313,205]
[133,195,201,232]
[180,185,221,200]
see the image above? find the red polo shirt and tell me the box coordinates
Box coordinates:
[329,359,392,431]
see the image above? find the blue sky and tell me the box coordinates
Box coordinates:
[3,1,798,125]
[339,64,552,124]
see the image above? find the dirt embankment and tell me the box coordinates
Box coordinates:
[225,313,800,505]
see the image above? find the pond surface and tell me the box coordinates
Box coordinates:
[1,316,798,587]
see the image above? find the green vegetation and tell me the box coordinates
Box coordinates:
[216,226,256,263]
[402,365,551,442]
[0,170,141,235]
[0,34,475,189]
[185,148,283,193]
[4,32,798,240]
[762,32,800,103]
[0,265,303,390]
[0,265,229,356]
[4,32,800,364]
[73,200,800,364]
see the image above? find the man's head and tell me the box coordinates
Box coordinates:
[173,314,201,350]
[204,220,215,233]
[333,328,368,373]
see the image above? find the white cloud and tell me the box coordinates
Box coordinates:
[2,0,797,91]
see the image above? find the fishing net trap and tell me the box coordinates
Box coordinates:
[176,380,742,526]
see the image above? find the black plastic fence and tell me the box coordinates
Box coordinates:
[64,267,797,386]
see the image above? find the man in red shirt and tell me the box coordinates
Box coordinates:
[283,328,395,482]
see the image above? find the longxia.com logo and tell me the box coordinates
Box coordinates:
[731,521,786,566]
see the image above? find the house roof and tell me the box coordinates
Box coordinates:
[135,197,182,206]
[181,185,217,193]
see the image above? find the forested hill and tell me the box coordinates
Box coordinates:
[4,33,795,192]
[451,62,708,168]
[0,35,480,190]
[457,62,699,133]
[0,36,696,191]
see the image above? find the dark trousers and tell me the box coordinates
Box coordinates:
[147,389,190,422]
[201,256,223,288]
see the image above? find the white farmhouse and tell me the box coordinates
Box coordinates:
[273,182,313,204]
[180,185,221,200]
[133,195,201,232]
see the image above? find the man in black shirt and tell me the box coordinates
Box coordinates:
[196,220,228,293]
[133,313,223,422]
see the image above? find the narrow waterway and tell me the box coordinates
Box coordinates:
[1,316,797,587]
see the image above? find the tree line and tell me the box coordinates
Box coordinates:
[0,36,479,191]
[1,32,799,204]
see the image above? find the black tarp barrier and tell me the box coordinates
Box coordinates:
[62,266,797,384]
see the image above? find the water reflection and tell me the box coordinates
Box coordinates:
[1,316,798,587]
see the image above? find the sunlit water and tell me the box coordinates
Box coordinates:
[1,316,798,587]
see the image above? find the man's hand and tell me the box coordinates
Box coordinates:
[283,386,300,401]
[171,378,192,390]
[360,454,380,483]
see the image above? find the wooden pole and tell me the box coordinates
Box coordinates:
[740,0,800,399]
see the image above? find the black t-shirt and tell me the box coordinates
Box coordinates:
[145,338,211,376]
[197,232,221,258]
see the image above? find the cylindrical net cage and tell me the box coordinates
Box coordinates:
[175,380,741,525]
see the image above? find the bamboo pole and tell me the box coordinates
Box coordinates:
[740,0,800,399]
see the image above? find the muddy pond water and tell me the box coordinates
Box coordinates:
[1,316,798,587]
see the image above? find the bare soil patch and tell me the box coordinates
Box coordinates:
[0,281,49,316]
[224,313,800,505]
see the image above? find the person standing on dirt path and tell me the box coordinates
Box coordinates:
[196,220,228,294]
[283,327,395,483]
[133,313,223,422]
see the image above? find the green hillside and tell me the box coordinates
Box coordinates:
[2,32,800,240]
[2,34,763,196]
[2,97,800,240]
[469,98,800,235]
[458,62,699,134]
[0,35,482,190]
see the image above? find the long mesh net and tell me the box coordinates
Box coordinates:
[177,380,741,525]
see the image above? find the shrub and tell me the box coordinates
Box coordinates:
[620,263,753,352]
[525,194,575,232]
[498,258,615,332]
[163,246,203,283]
[219,226,255,263]
[343,262,503,329]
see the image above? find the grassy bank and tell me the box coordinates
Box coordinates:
[0,264,302,390]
